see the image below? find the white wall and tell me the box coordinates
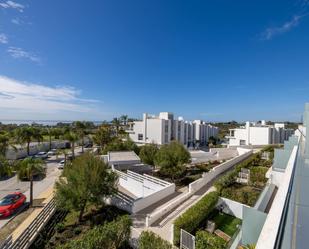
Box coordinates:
[249,127,270,145]
[146,149,253,227]
[216,197,249,219]
[132,183,175,213]
[189,149,253,193]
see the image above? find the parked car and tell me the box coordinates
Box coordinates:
[35,152,48,159]
[58,160,65,169]
[47,149,57,156]
[0,192,26,218]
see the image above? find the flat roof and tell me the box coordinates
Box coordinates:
[108,151,140,163]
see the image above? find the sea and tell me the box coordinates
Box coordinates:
[0,120,104,126]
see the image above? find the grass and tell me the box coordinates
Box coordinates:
[220,183,262,206]
[209,210,241,237]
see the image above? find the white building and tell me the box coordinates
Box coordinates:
[127,112,218,147]
[226,120,294,146]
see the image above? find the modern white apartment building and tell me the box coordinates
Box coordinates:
[127,112,218,147]
[226,120,294,146]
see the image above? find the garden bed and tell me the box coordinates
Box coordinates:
[206,209,241,237]
[220,183,262,206]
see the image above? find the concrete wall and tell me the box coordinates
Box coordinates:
[117,170,170,198]
[189,149,253,193]
[132,183,175,213]
[254,182,276,212]
[250,127,270,145]
[216,197,249,219]
[146,148,253,227]
[146,191,193,227]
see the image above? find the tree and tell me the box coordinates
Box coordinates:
[208,136,218,146]
[120,115,128,126]
[154,141,190,181]
[32,127,43,144]
[139,231,173,249]
[139,144,159,166]
[64,131,79,158]
[73,121,87,153]
[17,158,45,206]
[0,131,15,157]
[55,153,118,222]
[0,156,13,178]
[112,118,121,136]
[93,125,113,151]
[16,127,34,156]
[44,128,56,151]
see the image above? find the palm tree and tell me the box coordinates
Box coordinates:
[120,115,128,126]
[0,156,13,178]
[73,121,87,153]
[16,127,34,156]
[17,158,45,206]
[64,132,79,158]
[32,127,43,144]
[112,118,121,136]
[0,131,16,157]
[44,128,55,151]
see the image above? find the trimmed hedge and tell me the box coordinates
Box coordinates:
[195,231,226,249]
[139,231,173,249]
[173,191,219,245]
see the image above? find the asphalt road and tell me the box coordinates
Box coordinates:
[0,147,84,229]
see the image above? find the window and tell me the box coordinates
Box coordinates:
[240,139,246,145]
[138,134,143,140]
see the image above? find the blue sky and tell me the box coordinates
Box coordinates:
[0,0,308,122]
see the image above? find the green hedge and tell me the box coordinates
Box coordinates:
[195,231,226,249]
[139,231,173,249]
[173,191,219,245]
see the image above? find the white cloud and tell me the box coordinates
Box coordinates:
[0,1,24,12]
[11,18,21,25]
[7,47,41,63]
[0,75,103,120]
[0,33,8,44]
[260,15,306,40]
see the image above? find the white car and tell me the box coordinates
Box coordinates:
[35,152,48,159]
[58,160,65,169]
[47,149,57,156]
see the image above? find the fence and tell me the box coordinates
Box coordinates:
[0,197,57,249]
[180,229,195,249]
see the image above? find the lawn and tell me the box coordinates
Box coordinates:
[209,210,241,237]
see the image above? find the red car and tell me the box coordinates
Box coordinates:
[0,192,26,218]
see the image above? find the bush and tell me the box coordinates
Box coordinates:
[249,166,268,187]
[195,231,226,249]
[139,144,159,166]
[139,231,172,249]
[173,191,219,245]
[57,215,131,249]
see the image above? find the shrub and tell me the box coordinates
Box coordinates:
[57,215,131,249]
[249,166,268,187]
[139,144,159,166]
[195,231,226,249]
[173,191,219,245]
[139,231,173,249]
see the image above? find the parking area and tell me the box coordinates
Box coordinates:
[190,148,238,164]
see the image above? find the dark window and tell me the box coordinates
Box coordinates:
[138,134,143,140]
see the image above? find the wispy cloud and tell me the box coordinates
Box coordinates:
[11,18,21,25]
[0,1,24,12]
[0,75,103,119]
[260,14,307,40]
[0,33,8,44]
[7,47,41,63]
